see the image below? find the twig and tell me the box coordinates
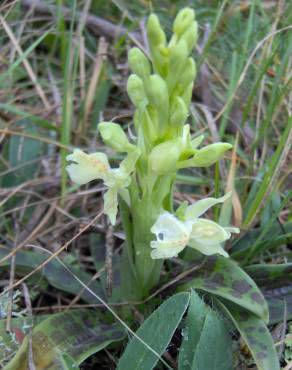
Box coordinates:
[0,211,104,296]
[0,15,51,111]
[5,218,19,332]
[66,244,123,309]
[0,129,70,150]
[82,37,108,132]
[105,224,114,296]
[22,283,36,370]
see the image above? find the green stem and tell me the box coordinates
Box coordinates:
[131,194,163,295]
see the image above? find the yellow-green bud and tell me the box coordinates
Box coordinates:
[141,107,158,143]
[180,57,196,88]
[147,14,166,47]
[128,48,151,79]
[167,40,188,90]
[173,8,195,37]
[145,74,169,111]
[127,74,146,107]
[181,82,193,108]
[179,143,232,168]
[169,40,188,69]
[98,122,132,152]
[149,139,181,174]
[170,97,188,127]
[181,21,198,52]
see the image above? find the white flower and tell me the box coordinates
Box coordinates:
[66,148,140,225]
[150,213,192,259]
[150,193,239,259]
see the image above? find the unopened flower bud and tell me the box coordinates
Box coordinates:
[98,122,132,152]
[173,8,195,37]
[167,40,188,90]
[169,40,188,70]
[127,74,146,107]
[128,48,151,79]
[179,143,232,168]
[149,140,181,174]
[147,14,166,47]
[145,74,169,111]
[181,82,193,108]
[180,57,196,88]
[141,107,159,143]
[170,97,188,127]
[181,21,198,52]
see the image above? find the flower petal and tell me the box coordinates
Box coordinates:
[224,226,240,238]
[150,241,186,259]
[190,218,230,245]
[150,212,191,259]
[66,149,110,185]
[185,192,231,220]
[103,188,118,225]
[188,239,229,257]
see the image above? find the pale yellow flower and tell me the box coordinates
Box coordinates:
[66,148,140,225]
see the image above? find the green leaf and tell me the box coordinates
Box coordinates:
[246,263,292,324]
[182,256,268,322]
[178,290,233,370]
[2,120,44,187]
[231,221,292,259]
[232,232,292,261]
[4,309,125,370]
[117,292,190,370]
[233,194,291,263]
[0,247,105,303]
[243,116,292,227]
[218,301,280,370]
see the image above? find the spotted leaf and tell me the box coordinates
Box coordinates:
[4,310,125,370]
[218,300,280,370]
[182,255,269,322]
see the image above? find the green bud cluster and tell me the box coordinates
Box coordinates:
[97,8,232,179]
[125,7,200,173]
[126,8,228,175]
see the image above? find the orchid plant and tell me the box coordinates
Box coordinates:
[66,8,239,297]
